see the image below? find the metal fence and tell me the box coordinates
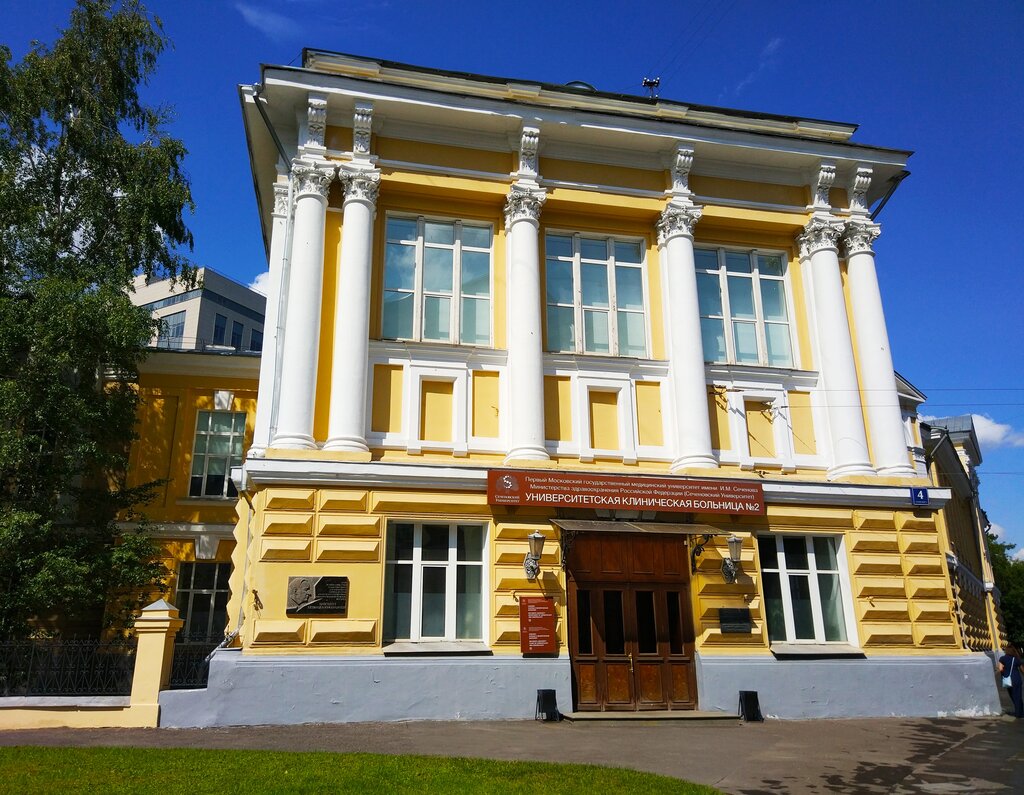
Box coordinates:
[169,634,223,689]
[0,637,137,697]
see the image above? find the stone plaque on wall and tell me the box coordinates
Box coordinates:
[719,607,753,634]
[286,576,350,616]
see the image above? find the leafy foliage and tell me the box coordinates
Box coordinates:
[0,1,194,637]
[987,533,1024,647]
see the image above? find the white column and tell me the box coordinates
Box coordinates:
[250,180,291,455]
[323,169,380,452]
[843,221,916,476]
[798,217,874,478]
[504,185,549,462]
[658,204,718,470]
[271,161,334,449]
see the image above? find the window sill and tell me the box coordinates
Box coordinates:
[382,641,492,657]
[176,498,237,506]
[770,643,865,659]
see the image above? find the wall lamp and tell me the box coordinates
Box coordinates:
[524,531,546,581]
[722,535,744,584]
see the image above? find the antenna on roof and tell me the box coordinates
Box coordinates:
[642,77,660,99]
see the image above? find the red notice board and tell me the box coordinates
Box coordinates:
[519,596,558,654]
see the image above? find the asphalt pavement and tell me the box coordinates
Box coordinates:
[2,713,1022,793]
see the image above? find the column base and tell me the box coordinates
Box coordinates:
[875,464,917,478]
[670,454,719,472]
[504,445,550,464]
[827,461,876,480]
[270,433,317,450]
[322,436,370,453]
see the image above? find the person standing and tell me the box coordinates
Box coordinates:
[998,644,1023,718]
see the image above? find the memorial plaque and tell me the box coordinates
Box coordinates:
[719,607,753,634]
[286,576,350,616]
[519,596,558,654]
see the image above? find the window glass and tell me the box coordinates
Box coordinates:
[762,573,786,643]
[603,591,625,655]
[189,410,246,499]
[231,321,243,350]
[384,522,486,643]
[176,561,230,640]
[576,590,593,655]
[818,573,848,641]
[248,328,263,352]
[700,317,726,363]
[213,314,227,345]
[381,216,492,346]
[158,311,186,349]
[783,537,809,570]
[697,247,792,367]
[544,232,647,357]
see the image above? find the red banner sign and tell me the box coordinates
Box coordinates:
[519,597,558,654]
[488,469,764,515]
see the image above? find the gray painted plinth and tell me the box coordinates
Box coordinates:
[697,652,1002,719]
[159,649,572,727]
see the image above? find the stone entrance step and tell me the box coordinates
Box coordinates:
[562,710,738,722]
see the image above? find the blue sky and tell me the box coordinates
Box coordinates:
[8,1,1024,551]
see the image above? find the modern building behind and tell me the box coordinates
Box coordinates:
[131,267,267,353]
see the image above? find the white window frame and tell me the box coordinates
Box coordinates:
[383,521,488,643]
[175,561,231,640]
[381,214,494,347]
[544,231,650,358]
[757,534,857,646]
[189,410,246,499]
[696,246,797,368]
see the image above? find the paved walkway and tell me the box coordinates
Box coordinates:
[2,715,1022,793]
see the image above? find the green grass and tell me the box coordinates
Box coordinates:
[0,746,719,794]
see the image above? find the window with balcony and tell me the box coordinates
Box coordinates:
[382,216,492,346]
[758,535,850,644]
[696,248,793,367]
[383,522,485,642]
[545,233,647,357]
[188,410,246,498]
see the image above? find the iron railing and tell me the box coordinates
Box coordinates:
[169,633,224,689]
[0,637,137,697]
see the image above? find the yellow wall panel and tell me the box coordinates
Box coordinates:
[708,390,730,451]
[539,156,665,193]
[263,514,314,536]
[318,489,369,513]
[376,137,513,175]
[635,382,663,447]
[314,212,343,442]
[265,489,316,511]
[308,619,376,644]
[691,175,808,207]
[314,539,380,562]
[371,365,403,434]
[252,620,306,644]
[324,125,353,152]
[544,376,573,442]
[745,401,775,458]
[132,394,178,507]
[420,380,453,442]
[369,490,491,515]
[589,390,619,450]
[259,539,313,562]
[787,391,816,455]
[471,370,500,438]
[317,515,380,537]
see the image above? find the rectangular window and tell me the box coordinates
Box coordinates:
[212,313,227,345]
[230,321,244,350]
[758,535,849,644]
[248,328,263,352]
[176,561,231,641]
[157,310,186,350]
[696,248,793,367]
[382,216,493,346]
[188,410,246,498]
[544,233,647,357]
[383,522,485,642]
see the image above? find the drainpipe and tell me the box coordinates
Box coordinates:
[869,170,910,221]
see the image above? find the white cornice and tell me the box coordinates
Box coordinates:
[235,458,949,510]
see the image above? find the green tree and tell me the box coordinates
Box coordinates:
[0,1,194,637]
[987,533,1024,647]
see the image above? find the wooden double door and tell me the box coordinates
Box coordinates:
[566,533,698,711]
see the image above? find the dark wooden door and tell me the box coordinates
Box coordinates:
[566,534,698,712]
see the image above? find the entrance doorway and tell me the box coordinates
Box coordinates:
[566,533,698,711]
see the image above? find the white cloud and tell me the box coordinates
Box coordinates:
[971,414,1024,449]
[249,270,270,296]
[990,522,1007,539]
[726,37,784,99]
[236,3,303,40]
[1012,547,1024,562]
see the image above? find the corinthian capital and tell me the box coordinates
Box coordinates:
[292,162,335,199]
[656,204,702,245]
[842,220,881,257]
[504,184,546,226]
[340,168,381,206]
[797,216,845,258]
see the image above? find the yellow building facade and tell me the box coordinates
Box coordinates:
[153,52,1001,725]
